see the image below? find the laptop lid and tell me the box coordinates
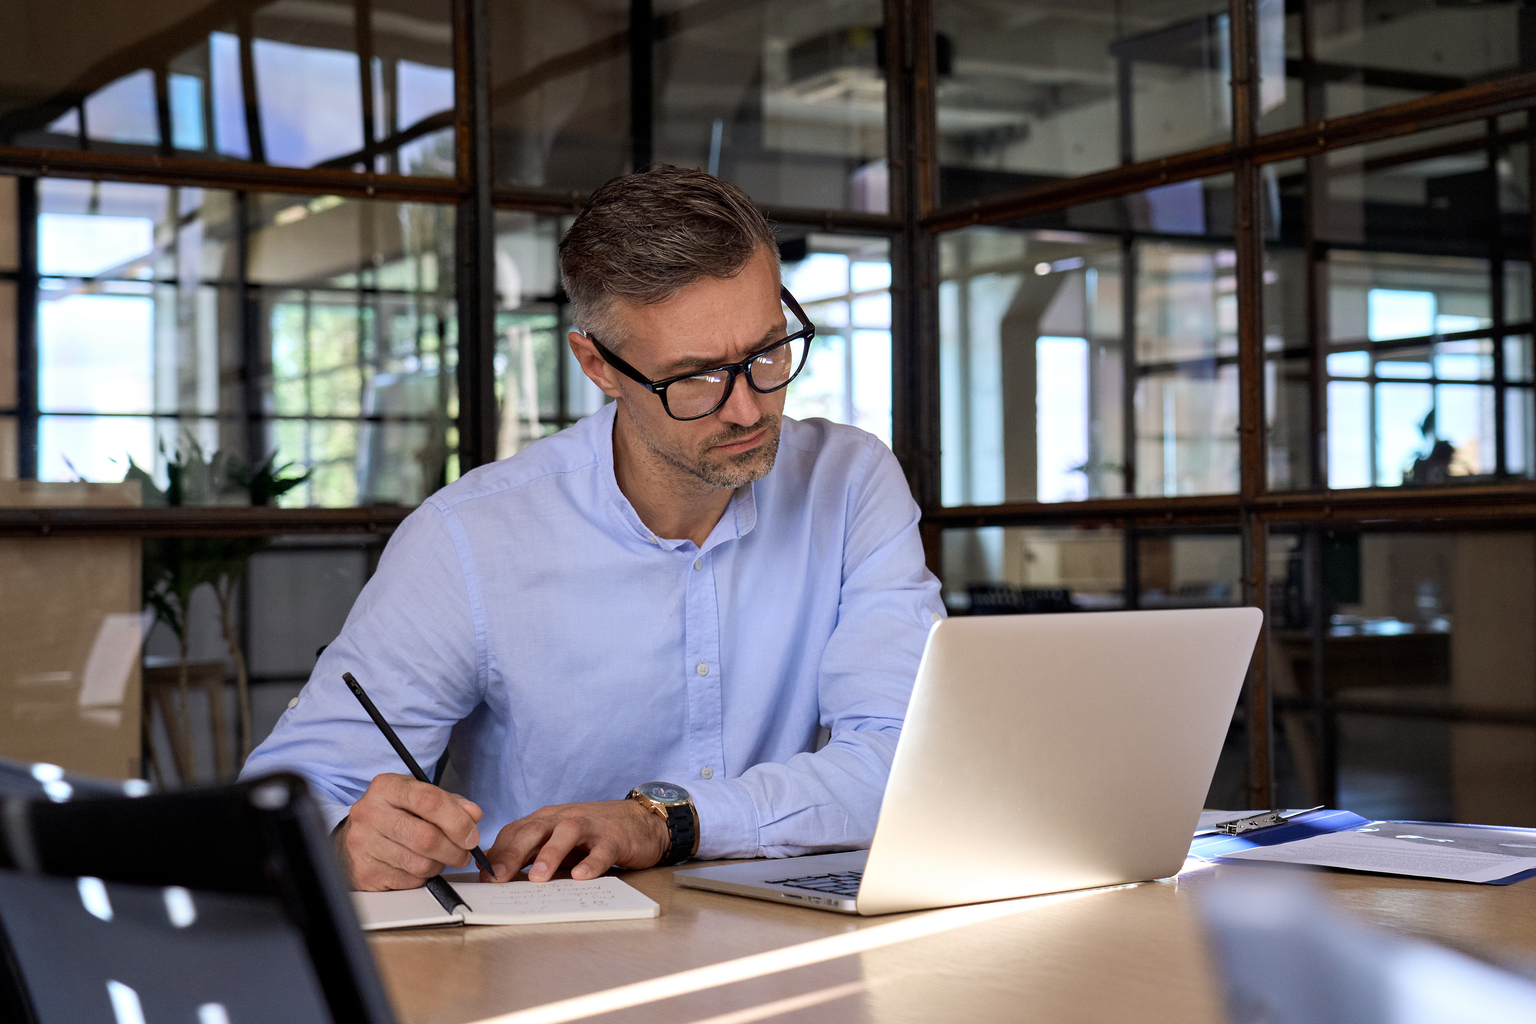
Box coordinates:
[853,607,1261,915]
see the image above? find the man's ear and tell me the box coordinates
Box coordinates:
[569,331,623,400]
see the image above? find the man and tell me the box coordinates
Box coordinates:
[242,166,944,891]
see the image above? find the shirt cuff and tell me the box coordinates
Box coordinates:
[314,791,352,835]
[688,777,762,860]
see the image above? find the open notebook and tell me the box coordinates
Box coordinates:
[351,876,659,931]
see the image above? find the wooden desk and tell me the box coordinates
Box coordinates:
[367,862,1536,1024]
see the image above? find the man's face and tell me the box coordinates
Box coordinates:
[573,246,789,490]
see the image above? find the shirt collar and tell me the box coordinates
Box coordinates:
[593,402,761,553]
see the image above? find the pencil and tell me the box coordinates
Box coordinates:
[342,671,496,877]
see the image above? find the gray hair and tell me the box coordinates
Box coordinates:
[559,166,780,347]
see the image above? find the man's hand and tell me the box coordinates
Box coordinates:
[336,772,492,891]
[483,799,669,883]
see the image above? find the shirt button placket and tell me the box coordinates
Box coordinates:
[684,547,725,784]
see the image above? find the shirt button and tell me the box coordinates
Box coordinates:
[696,663,709,676]
[649,535,659,545]
[287,697,299,709]
[700,766,714,779]
[930,612,941,623]
[693,558,702,570]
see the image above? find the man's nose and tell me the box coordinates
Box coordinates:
[716,372,764,426]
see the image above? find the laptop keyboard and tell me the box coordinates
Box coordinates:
[765,870,863,897]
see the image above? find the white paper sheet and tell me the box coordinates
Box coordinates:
[1221,831,1536,883]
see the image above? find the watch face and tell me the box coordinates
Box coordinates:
[638,781,688,803]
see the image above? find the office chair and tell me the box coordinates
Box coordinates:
[0,761,395,1024]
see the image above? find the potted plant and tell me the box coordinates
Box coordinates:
[127,439,307,783]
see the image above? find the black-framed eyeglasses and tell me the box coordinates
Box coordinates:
[587,287,815,422]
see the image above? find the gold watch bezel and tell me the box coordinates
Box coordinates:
[628,782,700,858]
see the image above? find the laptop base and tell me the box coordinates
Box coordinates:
[674,850,868,914]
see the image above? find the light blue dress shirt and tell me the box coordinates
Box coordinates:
[242,403,944,859]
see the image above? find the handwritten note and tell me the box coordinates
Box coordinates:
[457,877,659,924]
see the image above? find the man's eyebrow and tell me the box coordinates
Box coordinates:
[660,325,785,375]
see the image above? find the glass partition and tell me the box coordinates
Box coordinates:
[1264,0,1535,134]
[0,0,455,176]
[940,524,1240,613]
[33,178,456,506]
[1137,530,1242,609]
[939,174,1242,506]
[1264,128,1533,490]
[1268,527,1536,825]
[492,210,600,459]
[489,0,888,211]
[779,233,893,444]
[934,0,1235,207]
[939,525,1127,614]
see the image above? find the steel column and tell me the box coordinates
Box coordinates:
[454,0,498,472]
[15,176,37,479]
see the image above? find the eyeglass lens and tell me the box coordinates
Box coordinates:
[664,335,809,419]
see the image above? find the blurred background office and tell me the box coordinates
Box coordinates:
[0,0,1533,829]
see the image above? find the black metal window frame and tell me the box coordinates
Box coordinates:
[3,0,1536,806]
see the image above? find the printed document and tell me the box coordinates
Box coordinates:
[1221,829,1536,883]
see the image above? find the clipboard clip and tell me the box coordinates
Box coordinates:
[1216,806,1324,835]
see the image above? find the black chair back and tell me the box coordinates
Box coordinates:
[0,765,394,1024]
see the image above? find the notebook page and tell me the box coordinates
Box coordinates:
[453,876,659,925]
[351,887,463,931]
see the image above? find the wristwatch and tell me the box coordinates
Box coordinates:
[627,781,700,866]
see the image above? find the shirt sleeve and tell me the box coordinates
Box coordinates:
[688,438,945,859]
[239,501,484,831]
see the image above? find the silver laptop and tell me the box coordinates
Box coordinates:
[674,607,1263,915]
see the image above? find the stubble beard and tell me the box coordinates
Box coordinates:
[631,408,783,490]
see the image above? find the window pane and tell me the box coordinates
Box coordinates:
[0,1,454,177]
[781,234,892,445]
[1138,532,1242,608]
[1265,131,1532,490]
[32,178,456,506]
[1286,0,1535,128]
[939,175,1240,506]
[935,0,1234,208]
[1269,529,1536,824]
[938,525,1126,614]
[489,0,887,211]
[493,211,593,460]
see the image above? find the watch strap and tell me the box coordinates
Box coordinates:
[658,801,697,866]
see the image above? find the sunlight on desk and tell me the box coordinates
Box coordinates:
[365,862,1536,1024]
